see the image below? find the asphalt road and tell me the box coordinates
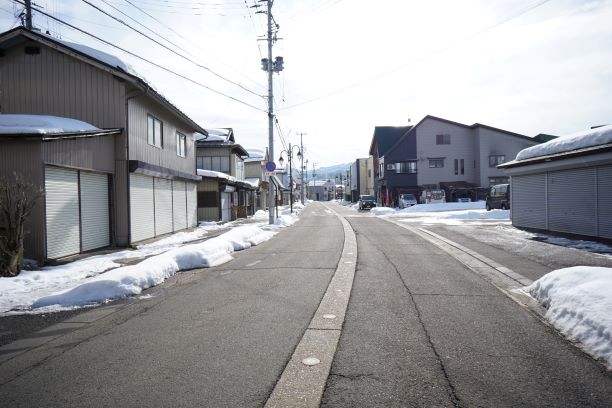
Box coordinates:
[1,202,611,407]
[0,203,343,407]
[321,205,612,407]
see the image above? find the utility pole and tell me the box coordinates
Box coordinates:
[260,0,283,224]
[298,132,306,205]
[24,0,33,29]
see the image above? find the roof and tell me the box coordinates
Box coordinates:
[369,126,412,157]
[500,124,612,168]
[195,127,248,157]
[0,114,120,139]
[0,28,207,135]
[381,115,538,159]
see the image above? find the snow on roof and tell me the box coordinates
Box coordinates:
[514,125,612,162]
[246,148,265,158]
[59,38,139,77]
[197,169,236,182]
[204,134,227,142]
[244,178,260,188]
[0,114,101,134]
[194,132,207,141]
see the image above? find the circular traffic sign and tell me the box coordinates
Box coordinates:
[265,161,276,172]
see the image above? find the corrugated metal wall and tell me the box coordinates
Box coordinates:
[597,165,612,239]
[43,136,114,173]
[548,168,597,237]
[512,163,612,240]
[511,173,547,229]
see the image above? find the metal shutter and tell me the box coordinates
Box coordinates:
[186,182,197,227]
[80,171,110,251]
[221,192,231,222]
[130,173,155,242]
[511,174,547,229]
[154,177,173,236]
[548,168,597,236]
[597,165,612,239]
[172,180,187,232]
[45,166,80,259]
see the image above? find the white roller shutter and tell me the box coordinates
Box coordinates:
[221,192,231,222]
[187,182,197,227]
[154,177,173,236]
[45,166,80,259]
[511,174,547,229]
[80,172,110,251]
[130,174,155,242]
[172,180,187,231]
[548,168,597,236]
[598,165,612,239]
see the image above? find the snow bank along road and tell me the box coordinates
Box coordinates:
[322,203,612,407]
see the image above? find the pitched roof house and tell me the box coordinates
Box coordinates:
[369,115,548,206]
[0,28,206,261]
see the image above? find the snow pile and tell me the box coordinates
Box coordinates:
[30,226,276,311]
[369,207,396,216]
[515,125,612,161]
[273,203,304,227]
[525,267,612,369]
[197,169,236,182]
[0,114,101,134]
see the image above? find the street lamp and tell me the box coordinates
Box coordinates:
[278,143,301,213]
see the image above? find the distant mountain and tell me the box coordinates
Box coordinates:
[308,162,352,182]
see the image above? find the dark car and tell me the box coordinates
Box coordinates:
[358,195,376,210]
[486,183,510,210]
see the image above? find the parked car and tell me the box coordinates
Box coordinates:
[398,193,418,208]
[486,183,510,210]
[358,195,377,210]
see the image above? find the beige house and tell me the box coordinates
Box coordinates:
[196,129,256,222]
[0,28,206,261]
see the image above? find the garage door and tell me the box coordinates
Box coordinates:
[598,165,612,239]
[154,177,173,236]
[80,171,110,251]
[45,166,80,259]
[548,168,597,236]
[186,182,197,227]
[130,173,155,242]
[172,180,187,231]
[511,174,547,229]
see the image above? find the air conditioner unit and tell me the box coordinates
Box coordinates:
[386,164,395,170]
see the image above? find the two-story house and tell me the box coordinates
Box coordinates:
[195,128,256,222]
[372,115,553,206]
[0,28,206,262]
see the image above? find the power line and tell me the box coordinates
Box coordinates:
[121,0,265,90]
[279,0,553,111]
[11,0,267,112]
[80,0,264,98]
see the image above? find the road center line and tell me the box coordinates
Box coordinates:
[265,204,357,408]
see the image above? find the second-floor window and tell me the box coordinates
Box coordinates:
[436,134,451,145]
[454,159,465,175]
[197,155,230,172]
[396,161,417,174]
[429,158,444,168]
[176,132,186,157]
[489,155,506,167]
[147,114,162,148]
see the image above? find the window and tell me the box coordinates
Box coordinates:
[396,161,417,174]
[429,158,444,168]
[147,114,162,148]
[489,155,506,167]
[368,169,372,177]
[454,159,458,175]
[196,155,230,172]
[197,191,218,207]
[460,159,464,175]
[176,132,186,157]
[436,134,451,145]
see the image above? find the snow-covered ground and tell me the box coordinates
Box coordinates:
[0,204,304,315]
[348,200,612,368]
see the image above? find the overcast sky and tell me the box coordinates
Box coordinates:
[1,0,611,167]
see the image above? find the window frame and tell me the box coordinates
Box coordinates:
[395,161,417,174]
[176,131,186,157]
[147,114,163,148]
[436,134,451,145]
[489,155,506,167]
[428,158,444,168]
